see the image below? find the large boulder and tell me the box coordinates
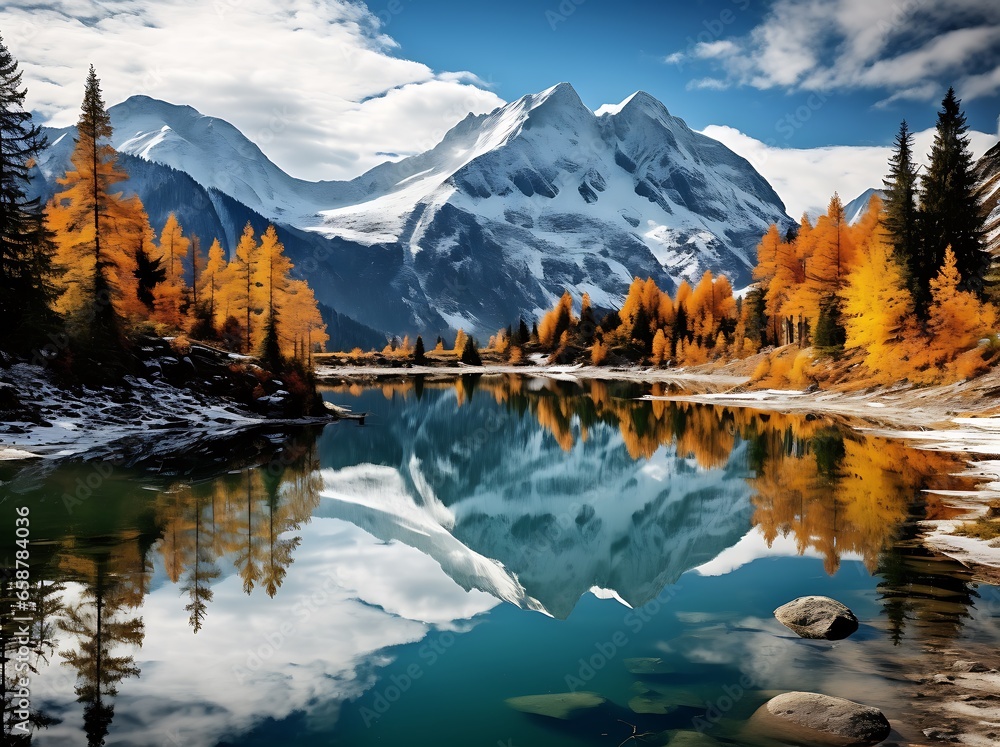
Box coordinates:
[774,596,859,640]
[748,692,891,746]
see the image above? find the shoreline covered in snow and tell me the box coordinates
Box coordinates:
[0,353,350,471]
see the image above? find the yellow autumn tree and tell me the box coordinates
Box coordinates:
[841,232,914,380]
[618,277,645,334]
[591,336,608,365]
[198,239,228,330]
[651,328,669,365]
[114,195,158,322]
[923,247,996,369]
[153,213,190,329]
[753,223,783,286]
[764,235,805,343]
[807,194,856,293]
[281,279,328,360]
[850,193,884,251]
[47,66,139,337]
[538,290,575,349]
[222,223,259,352]
[453,328,467,354]
[254,225,293,348]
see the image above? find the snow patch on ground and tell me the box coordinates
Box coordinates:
[1,363,267,462]
[866,418,1000,572]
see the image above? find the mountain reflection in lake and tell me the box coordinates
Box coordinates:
[1,375,996,746]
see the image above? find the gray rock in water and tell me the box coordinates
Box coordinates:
[624,657,673,675]
[748,692,891,746]
[774,596,859,640]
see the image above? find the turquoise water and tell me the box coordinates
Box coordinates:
[1,376,997,746]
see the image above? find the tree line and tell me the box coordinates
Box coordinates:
[0,44,327,376]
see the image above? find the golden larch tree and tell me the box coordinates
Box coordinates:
[47,66,138,336]
[153,213,190,329]
[223,222,259,351]
[924,246,996,368]
[841,233,913,380]
[199,238,228,329]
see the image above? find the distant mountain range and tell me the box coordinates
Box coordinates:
[33,84,799,337]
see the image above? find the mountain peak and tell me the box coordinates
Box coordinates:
[615,90,671,120]
[595,91,671,120]
[536,81,581,102]
[112,94,203,121]
[519,81,589,117]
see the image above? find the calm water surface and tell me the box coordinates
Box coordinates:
[1,375,997,746]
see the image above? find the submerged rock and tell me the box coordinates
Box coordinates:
[628,693,678,715]
[667,731,721,746]
[774,596,859,640]
[624,657,674,675]
[631,681,706,709]
[504,691,605,720]
[748,692,891,746]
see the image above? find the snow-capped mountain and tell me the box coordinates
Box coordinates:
[843,187,885,225]
[976,141,1000,255]
[314,83,790,328]
[33,84,791,335]
[38,96,347,223]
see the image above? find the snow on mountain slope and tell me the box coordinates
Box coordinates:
[843,187,885,225]
[38,96,350,224]
[976,141,1000,255]
[313,83,790,325]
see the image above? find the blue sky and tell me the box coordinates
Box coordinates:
[4,0,1000,213]
[383,0,1000,149]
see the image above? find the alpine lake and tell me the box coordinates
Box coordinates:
[2,374,998,746]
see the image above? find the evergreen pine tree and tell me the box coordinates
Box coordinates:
[0,35,58,353]
[258,310,283,370]
[133,242,164,311]
[413,335,426,364]
[517,317,529,345]
[919,88,987,301]
[813,294,846,350]
[743,287,768,346]
[883,120,921,304]
[460,336,481,365]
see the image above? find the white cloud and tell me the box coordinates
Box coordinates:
[663,51,686,65]
[873,83,940,110]
[686,77,729,91]
[960,64,1000,101]
[701,123,999,219]
[686,0,1000,103]
[3,0,506,181]
[693,40,739,59]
